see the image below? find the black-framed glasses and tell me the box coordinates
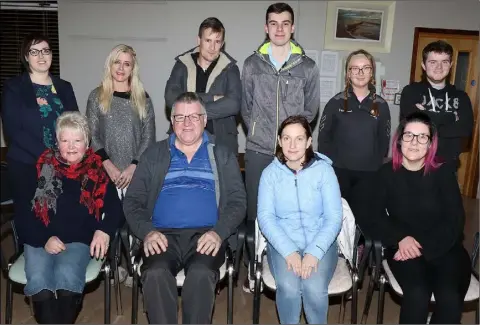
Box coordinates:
[29,48,52,56]
[349,66,372,75]
[401,132,431,144]
[172,113,205,123]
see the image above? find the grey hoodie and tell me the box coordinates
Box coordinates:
[241,40,320,156]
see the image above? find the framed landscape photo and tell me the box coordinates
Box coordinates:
[324,1,396,53]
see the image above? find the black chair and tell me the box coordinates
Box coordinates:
[2,218,122,324]
[362,232,480,324]
[248,198,371,324]
[121,224,245,324]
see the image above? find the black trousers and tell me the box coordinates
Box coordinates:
[333,166,376,203]
[386,244,471,324]
[244,150,274,265]
[141,228,226,324]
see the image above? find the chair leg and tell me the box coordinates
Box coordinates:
[376,275,386,324]
[234,230,245,286]
[112,252,123,316]
[351,279,358,324]
[104,264,111,324]
[5,279,13,324]
[132,268,139,324]
[475,303,479,325]
[252,271,262,324]
[227,266,234,324]
[339,294,346,323]
[361,272,376,323]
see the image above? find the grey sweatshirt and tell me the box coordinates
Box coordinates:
[86,88,156,170]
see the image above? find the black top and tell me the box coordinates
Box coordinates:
[353,161,465,261]
[192,52,218,135]
[317,88,391,171]
[400,82,473,162]
[17,179,125,248]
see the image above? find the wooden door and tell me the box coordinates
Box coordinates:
[410,28,479,198]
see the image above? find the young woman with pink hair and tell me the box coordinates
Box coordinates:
[354,111,471,323]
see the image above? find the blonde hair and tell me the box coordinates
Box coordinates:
[344,49,378,117]
[97,44,147,119]
[56,111,91,147]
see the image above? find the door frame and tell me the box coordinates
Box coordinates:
[410,27,479,82]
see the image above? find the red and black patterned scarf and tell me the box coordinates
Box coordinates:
[31,148,108,226]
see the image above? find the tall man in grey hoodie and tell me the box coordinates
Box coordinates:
[165,17,242,154]
[241,2,320,291]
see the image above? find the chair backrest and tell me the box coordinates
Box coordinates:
[255,198,356,266]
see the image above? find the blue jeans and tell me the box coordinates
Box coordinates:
[267,242,338,324]
[24,242,91,296]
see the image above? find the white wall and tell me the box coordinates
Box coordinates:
[2,0,479,150]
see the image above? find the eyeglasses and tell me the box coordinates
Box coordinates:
[172,113,205,123]
[349,66,372,75]
[401,132,431,144]
[28,48,52,56]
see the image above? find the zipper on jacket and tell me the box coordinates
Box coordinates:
[251,121,256,137]
[256,53,305,154]
[294,175,307,249]
[274,78,280,153]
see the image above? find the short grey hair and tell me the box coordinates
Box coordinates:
[171,92,207,120]
[55,111,91,147]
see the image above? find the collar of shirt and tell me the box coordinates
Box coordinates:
[169,131,210,158]
[268,43,291,70]
[192,52,219,75]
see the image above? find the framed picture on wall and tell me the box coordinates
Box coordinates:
[324,1,396,53]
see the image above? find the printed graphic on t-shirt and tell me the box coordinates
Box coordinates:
[415,94,459,121]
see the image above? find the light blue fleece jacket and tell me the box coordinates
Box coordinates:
[257,153,342,260]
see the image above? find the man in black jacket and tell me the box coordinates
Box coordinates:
[124,92,246,324]
[400,40,473,171]
[164,17,241,154]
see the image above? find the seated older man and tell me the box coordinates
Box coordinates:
[123,92,246,324]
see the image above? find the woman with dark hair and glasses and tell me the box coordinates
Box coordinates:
[257,115,342,324]
[354,111,471,323]
[1,33,78,246]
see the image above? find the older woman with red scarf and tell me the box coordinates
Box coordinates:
[18,111,124,324]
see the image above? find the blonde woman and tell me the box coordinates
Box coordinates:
[86,44,156,197]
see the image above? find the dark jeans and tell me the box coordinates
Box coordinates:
[244,150,274,266]
[385,244,471,324]
[140,228,226,324]
[333,167,375,204]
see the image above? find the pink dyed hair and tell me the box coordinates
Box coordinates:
[392,112,443,175]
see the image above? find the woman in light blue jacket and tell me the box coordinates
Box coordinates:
[258,115,343,324]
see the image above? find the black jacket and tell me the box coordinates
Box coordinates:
[317,88,391,171]
[164,48,242,154]
[1,72,78,164]
[400,82,473,162]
